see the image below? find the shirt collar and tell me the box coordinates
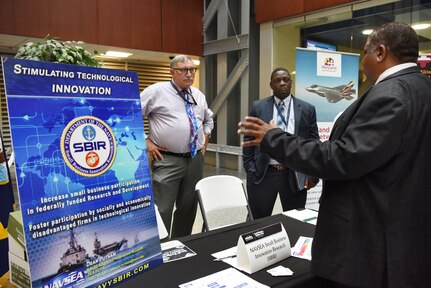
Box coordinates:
[170,80,191,94]
[375,62,417,84]
[274,95,292,105]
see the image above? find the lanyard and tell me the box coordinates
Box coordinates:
[170,81,197,105]
[274,97,292,128]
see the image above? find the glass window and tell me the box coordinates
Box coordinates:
[274,0,431,94]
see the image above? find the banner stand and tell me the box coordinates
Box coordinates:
[2,57,163,288]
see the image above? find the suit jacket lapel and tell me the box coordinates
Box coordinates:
[255,97,275,181]
[263,97,274,123]
[293,96,302,135]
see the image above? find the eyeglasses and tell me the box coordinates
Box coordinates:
[172,67,197,74]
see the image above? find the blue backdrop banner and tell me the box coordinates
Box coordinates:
[295,48,360,210]
[2,57,162,288]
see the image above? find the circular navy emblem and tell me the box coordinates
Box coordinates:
[61,116,116,177]
[82,125,96,141]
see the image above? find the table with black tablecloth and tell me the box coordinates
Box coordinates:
[117,213,317,288]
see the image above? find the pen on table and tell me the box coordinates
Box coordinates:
[303,216,318,223]
[213,255,237,262]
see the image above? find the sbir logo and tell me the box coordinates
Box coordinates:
[61,116,116,177]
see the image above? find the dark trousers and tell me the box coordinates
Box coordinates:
[246,167,306,219]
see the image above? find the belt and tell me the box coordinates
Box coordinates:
[161,150,201,158]
[268,164,289,171]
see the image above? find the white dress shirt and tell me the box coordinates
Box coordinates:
[273,95,295,134]
[375,62,417,84]
[140,81,214,153]
[269,95,294,165]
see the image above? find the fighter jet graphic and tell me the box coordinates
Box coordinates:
[306,81,356,103]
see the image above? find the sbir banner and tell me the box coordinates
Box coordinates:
[2,57,163,288]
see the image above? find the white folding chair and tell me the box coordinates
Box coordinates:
[195,175,253,232]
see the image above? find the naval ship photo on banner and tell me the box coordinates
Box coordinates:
[2,57,163,288]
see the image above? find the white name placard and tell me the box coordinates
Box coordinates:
[236,222,291,274]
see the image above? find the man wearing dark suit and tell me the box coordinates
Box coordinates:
[242,67,319,219]
[238,22,431,288]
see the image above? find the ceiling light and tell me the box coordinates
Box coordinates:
[412,23,431,30]
[105,51,132,58]
[362,29,373,35]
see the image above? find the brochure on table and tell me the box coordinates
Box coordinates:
[179,267,269,288]
[2,57,163,288]
[291,236,313,261]
[161,240,196,263]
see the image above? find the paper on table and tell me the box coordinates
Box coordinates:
[291,236,313,261]
[179,267,269,288]
[212,246,236,261]
[211,246,239,268]
[161,240,197,263]
[283,209,318,225]
[267,265,294,277]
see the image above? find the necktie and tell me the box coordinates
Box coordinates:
[182,90,198,157]
[277,100,286,129]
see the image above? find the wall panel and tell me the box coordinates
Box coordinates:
[14,0,51,38]
[162,0,203,55]
[255,0,358,24]
[255,0,304,24]
[98,0,162,51]
[0,0,15,35]
[305,0,357,13]
[50,0,98,43]
[0,0,202,56]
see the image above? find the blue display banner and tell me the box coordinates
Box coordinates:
[295,48,360,211]
[2,57,163,288]
[295,48,359,123]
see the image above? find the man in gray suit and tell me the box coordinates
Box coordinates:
[243,67,319,219]
[238,22,431,288]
